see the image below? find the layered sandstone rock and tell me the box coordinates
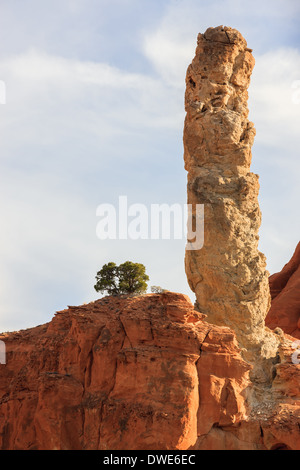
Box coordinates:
[183,26,278,377]
[0,293,247,450]
[0,293,299,450]
[0,26,298,452]
[266,242,300,339]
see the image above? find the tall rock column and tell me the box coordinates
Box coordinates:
[184,26,278,378]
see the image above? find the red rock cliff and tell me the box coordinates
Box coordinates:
[0,292,299,450]
[0,26,299,451]
[266,242,300,339]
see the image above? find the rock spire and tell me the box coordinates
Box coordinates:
[184,26,278,380]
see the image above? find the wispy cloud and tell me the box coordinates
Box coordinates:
[0,48,188,331]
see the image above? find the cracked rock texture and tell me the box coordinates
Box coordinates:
[0,292,299,450]
[0,293,247,450]
[183,26,278,377]
[266,242,300,339]
[0,26,299,451]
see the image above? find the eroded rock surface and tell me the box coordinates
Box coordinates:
[0,293,299,450]
[266,242,300,339]
[183,26,278,378]
[0,26,298,451]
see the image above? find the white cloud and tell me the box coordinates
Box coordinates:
[249,48,300,152]
[0,48,189,331]
[0,49,180,131]
[143,29,194,88]
[248,49,300,272]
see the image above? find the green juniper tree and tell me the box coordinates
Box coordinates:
[94,262,119,295]
[94,261,149,296]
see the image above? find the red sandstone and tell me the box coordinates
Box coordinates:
[0,292,299,450]
[266,242,300,339]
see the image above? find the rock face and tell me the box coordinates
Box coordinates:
[0,292,299,450]
[266,242,300,339]
[0,26,298,451]
[183,26,278,377]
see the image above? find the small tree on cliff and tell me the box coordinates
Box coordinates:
[94,262,119,295]
[94,261,149,296]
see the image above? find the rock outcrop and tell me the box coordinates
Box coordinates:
[266,242,300,339]
[0,292,299,450]
[183,26,278,381]
[0,26,298,451]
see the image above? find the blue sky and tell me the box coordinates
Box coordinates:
[0,0,299,331]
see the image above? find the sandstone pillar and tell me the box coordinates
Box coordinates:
[184,26,278,379]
